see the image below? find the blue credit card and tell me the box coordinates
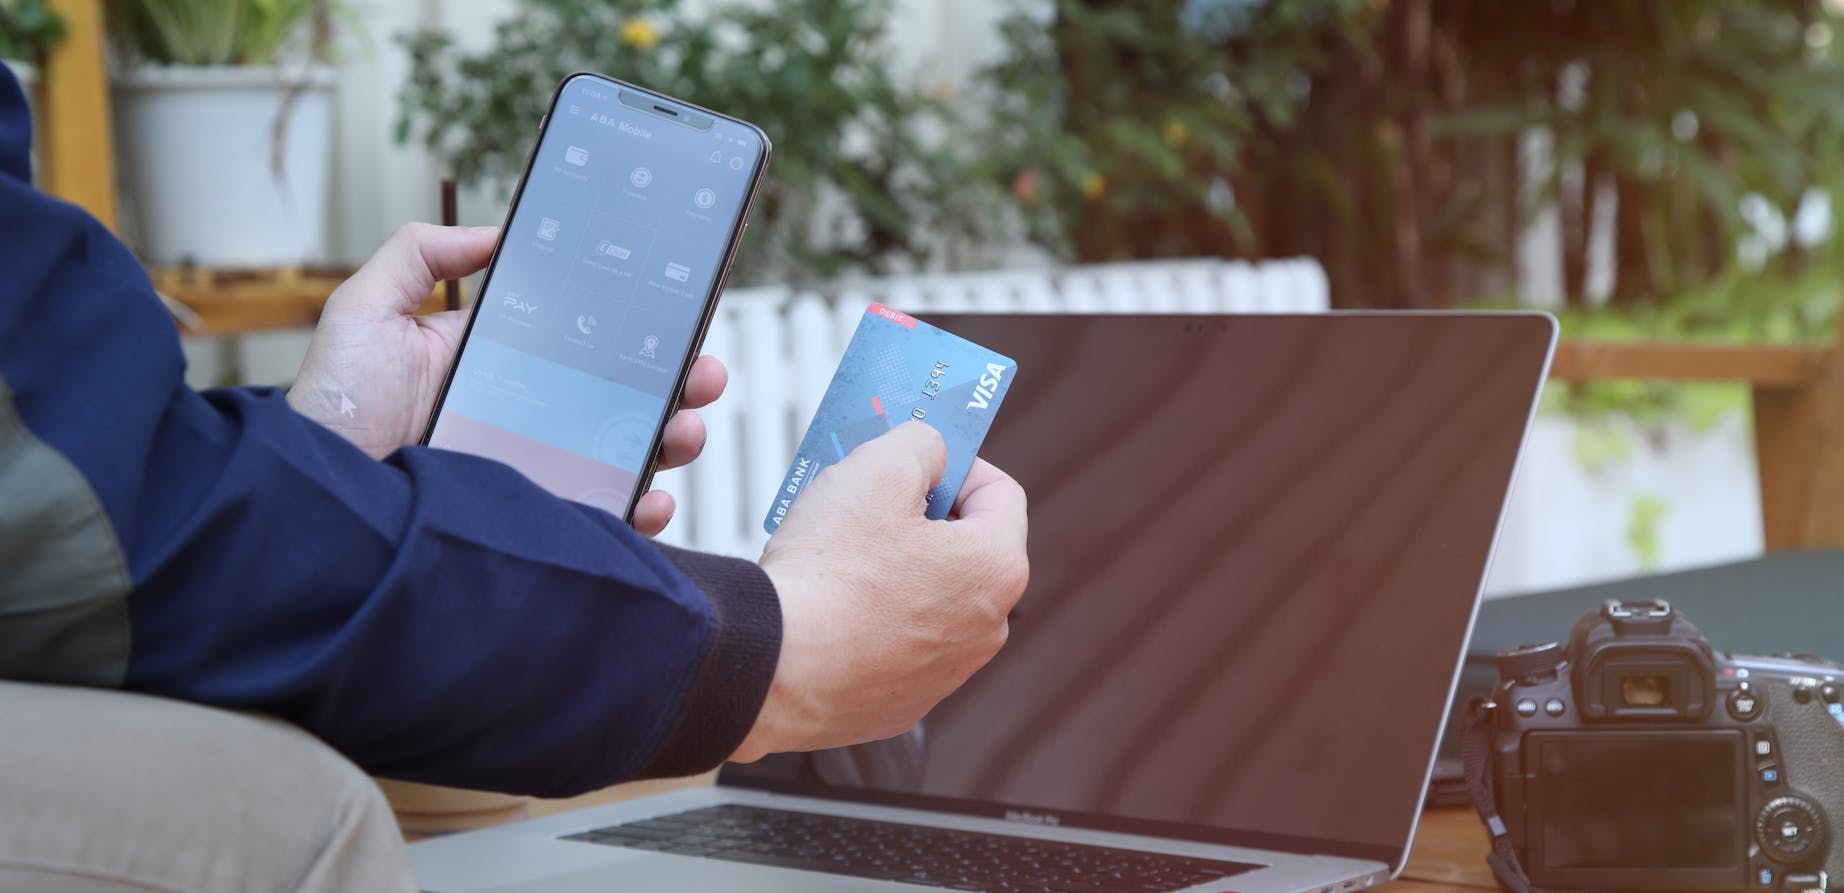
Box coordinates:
[765,303,1017,534]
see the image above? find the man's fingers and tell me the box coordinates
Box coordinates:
[631,489,675,538]
[656,409,707,471]
[332,223,498,319]
[841,421,948,507]
[950,457,1005,515]
[946,458,1030,603]
[681,355,727,410]
[949,458,1028,546]
[651,358,724,471]
[886,421,950,487]
[418,224,499,282]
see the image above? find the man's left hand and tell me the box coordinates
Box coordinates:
[288,223,726,537]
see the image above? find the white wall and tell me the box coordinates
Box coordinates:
[1483,414,1764,598]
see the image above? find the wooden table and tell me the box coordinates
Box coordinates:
[1397,808,1495,893]
[148,266,451,336]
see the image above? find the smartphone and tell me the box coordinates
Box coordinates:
[422,73,770,522]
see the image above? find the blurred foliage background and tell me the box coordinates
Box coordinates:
[991,0,1844,331]
[0,0,66,61]
[399,0,987,285]
[399,0,1844,343]
[107,0,334,65]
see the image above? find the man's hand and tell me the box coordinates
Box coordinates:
[734,422,1030,761]
[287,222,725,536]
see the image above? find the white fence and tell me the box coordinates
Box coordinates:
[651,258,1331,558]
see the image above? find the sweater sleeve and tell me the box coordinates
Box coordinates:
[0,67,779,796]
[640,546,783,778]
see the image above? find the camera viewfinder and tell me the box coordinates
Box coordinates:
[1621,674,1670,708]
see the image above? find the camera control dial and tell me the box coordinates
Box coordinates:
[1756,795,1828,864]
[1730,682,1765,721]
[1498,641,1564,683]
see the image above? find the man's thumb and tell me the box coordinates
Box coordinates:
[328,223,497,320]
[841,421,949,510]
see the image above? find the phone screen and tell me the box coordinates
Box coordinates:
[425,74,768,520]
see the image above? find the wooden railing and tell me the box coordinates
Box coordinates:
[1548,332,1844,551]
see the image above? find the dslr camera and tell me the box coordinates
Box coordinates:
[1469,600,1844,893]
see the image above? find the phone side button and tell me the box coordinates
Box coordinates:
[713,228,745,296]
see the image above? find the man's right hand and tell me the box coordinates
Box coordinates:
[733,422,1030,762]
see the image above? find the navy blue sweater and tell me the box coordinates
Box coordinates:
[0,67,779,796]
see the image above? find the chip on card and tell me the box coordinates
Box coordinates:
[765,303,1017,534]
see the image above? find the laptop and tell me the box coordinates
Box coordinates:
[410,311,1558,893]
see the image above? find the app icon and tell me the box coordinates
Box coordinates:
[596,240,632,260]
[564,146,589,166]
[664,263,691,282]
[708,150,723,164]
[537,217,561,240]
[694,188,716,209]
[729,156,746,171]
[502,292,538,314]
[568,104,582,115]
[630,167,652,188]
[577,314,597,335]
[640,334,659,359]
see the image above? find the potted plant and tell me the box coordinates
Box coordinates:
[109,0,341,268]
[398,0,993,286]
[1,0,67,109]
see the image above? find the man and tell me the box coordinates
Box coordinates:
[0,67,1028,891]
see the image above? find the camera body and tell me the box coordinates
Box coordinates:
[1486,600,1844,893]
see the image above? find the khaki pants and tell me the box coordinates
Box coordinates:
[0,681,415,892]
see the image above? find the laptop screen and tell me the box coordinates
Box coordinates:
[724,312,1555,868]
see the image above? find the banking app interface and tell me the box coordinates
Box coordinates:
[429,77,760,517]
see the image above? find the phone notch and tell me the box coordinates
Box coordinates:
[618,89,713,131]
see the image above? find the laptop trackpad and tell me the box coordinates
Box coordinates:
[479,854,913,893]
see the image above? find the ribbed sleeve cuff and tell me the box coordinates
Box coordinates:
[632,545,782,779]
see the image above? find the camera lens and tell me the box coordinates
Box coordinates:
[1621,674,1670,707]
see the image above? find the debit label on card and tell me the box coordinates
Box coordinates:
[765,303,1016,533]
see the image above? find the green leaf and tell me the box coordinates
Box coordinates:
[1627,492,1669,569]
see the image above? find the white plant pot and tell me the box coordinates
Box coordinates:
[113,65,334,267]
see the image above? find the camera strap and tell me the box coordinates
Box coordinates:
[1460,696,1554,893]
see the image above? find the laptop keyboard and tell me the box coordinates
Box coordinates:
[561,804,1261,892]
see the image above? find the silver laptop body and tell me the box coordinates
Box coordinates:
[413,312,1558,893]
